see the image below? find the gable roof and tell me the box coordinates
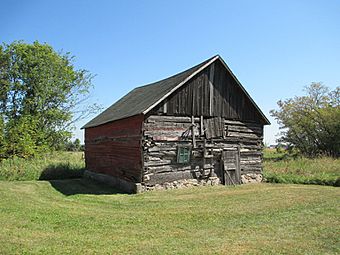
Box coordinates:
[83,55,270,129]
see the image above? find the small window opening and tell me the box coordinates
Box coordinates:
[177,145,191,164]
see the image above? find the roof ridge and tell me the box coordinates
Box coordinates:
[134,55,218,90]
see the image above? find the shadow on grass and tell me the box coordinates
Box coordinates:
[39,163,85,180]
[39,163,122,195]
[48,178,123,196]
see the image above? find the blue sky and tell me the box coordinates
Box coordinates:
[2,0,339,144]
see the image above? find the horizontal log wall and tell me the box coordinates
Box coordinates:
[85,114,144,183]
[143,115,263,185]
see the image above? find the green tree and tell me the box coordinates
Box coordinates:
[270,83,340,157]
[65,138,82,152]
[0,115,4,157]
[0,41,98,159]
[73,138,81,151]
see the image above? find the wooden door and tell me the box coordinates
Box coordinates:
[221,148,241,185]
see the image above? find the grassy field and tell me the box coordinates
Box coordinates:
[0,151,85,181]
[263,149,340,186]
[1,150,339,187]
[0,180,339,254]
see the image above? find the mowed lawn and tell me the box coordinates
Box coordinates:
[0,180,339,254]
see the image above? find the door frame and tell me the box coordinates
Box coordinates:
[221,147,241,185]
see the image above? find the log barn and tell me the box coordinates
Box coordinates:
[82,55,270,193]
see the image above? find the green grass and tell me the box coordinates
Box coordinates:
[263,149,340,186]
[2,149,339,186]
[263,148,288,160]
[0,151,85,181]
[0,181,338,254]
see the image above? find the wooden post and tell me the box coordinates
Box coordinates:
[203,138,206,176]
[191,116,196,148]
[163,101,167,113]
[209,63,215,116]
[222,117,227,139]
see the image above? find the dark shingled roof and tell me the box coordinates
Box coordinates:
[82,56,216,129]
[83,55,270,129]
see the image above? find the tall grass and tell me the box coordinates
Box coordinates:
[0,152,85,181]
[263,149,340,186]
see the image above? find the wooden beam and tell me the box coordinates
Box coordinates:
[191,116,196,148]
[163,101,167,113]
[209,63,215,116]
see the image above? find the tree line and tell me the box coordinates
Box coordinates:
[271,83,339,157]
[0,41,98,160]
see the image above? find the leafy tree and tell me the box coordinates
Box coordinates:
[270,83,340,157]
[0,41,99,159]
[73,138,81,151]
[0,115,4,157]
[65,138,82,152]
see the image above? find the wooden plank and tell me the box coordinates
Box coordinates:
[227,125,263,135]
[221,148,241,185]
[146,164,193,174]
[146,170,196,185]
[224,119,263,128]
[223,164,236,186]
[209,63,215,115]
[190,78,194,115]
[203,118,211,139]
[147,115,200,123]
[203,117,225,139]
[201,71,207,115]
[144,159,172,167]
[227,132,261,139]
[236,147,241,183]
[222,117,226,139]
[191,116,196,148]
[217,117,224,137]
[209,118,215,138]
[163,101,167,113]
[200,115,204,136]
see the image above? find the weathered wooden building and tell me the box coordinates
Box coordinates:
[82,55,270,193]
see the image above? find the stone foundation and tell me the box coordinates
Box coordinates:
[142,173,263,192]
[141,176,221,192]
[84,170,262,193]
[241,173,263,184]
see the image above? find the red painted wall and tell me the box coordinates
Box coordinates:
[84,114,144,183]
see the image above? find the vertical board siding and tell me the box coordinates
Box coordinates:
[85,115,143,182]
[151,60,264,124]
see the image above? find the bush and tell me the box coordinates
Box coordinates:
[334,177,340,187]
